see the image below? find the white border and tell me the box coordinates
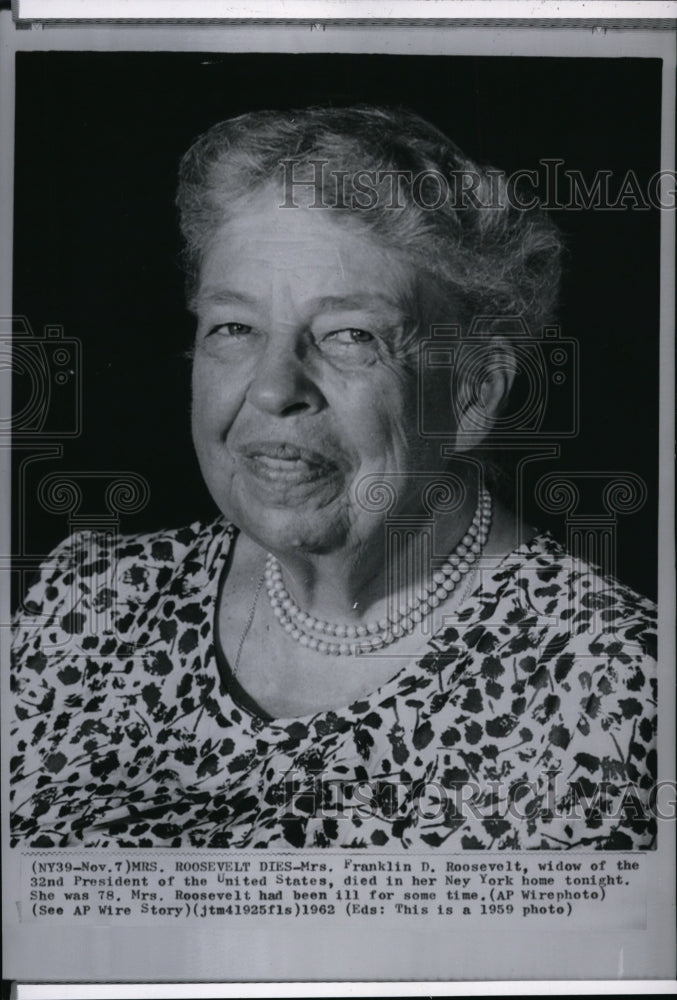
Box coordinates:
[12,1,677,22]
[12,981,677,999]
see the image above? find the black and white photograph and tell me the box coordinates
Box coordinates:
[1,6,675,990]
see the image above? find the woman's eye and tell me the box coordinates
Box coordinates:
[325,328,375,346]
[208,322,252,338]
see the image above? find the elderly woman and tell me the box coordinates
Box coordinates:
[11,106,656,850]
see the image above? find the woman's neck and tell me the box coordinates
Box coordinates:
[244,488,484,624]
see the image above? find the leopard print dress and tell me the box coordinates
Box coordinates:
[11,518,657,850]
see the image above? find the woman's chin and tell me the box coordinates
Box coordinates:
[228,500,351,557]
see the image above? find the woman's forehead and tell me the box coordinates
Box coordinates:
[198,192,421,308]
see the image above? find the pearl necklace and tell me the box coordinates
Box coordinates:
[264,489,492,656]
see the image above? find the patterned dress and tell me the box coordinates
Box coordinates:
[11,518,657,850]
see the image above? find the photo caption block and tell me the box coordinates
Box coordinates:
[18,851,646,930]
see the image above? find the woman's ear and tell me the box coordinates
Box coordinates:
[453,336,517,452]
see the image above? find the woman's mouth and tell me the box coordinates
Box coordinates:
[239,441,341,485]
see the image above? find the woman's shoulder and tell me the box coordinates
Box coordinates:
[15,516,235,621]
[480,529,656,640]
[105,516,235,577]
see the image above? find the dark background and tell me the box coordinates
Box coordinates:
[12,53,661,599]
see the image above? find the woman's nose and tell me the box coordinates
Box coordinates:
[246,341,326,417]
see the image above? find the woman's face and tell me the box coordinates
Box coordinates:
[191,188,456,557]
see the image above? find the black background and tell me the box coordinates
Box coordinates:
[12,52,661,599]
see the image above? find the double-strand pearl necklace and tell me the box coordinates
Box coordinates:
[264,489,492,656]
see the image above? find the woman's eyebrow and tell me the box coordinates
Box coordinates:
[196,287,257,306]
[195,289,409,314]
[307,293,405,312]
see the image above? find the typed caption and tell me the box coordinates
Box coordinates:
[19,853,646,929]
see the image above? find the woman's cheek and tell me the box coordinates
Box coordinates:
[192,358,239,433]
[334,384,415,473]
